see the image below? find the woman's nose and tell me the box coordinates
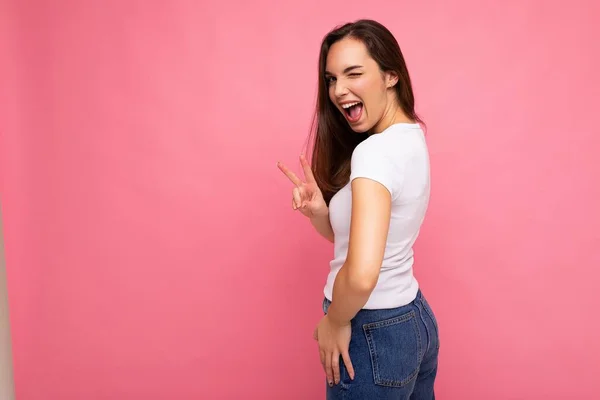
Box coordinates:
[334,81,349,98]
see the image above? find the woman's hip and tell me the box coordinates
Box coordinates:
[322,290,440,398]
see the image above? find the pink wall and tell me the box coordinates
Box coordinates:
[1,1,599,399]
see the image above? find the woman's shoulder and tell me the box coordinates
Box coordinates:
[354,124,426,159]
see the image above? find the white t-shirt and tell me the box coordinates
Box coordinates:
[324,122,430,309]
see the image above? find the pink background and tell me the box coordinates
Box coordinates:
[1,1,599,399]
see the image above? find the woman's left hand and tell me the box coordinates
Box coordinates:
[313,315,355,386]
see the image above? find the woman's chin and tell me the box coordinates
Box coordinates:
[348,121,372,134]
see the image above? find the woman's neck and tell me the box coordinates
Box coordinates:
[371,103,414,134]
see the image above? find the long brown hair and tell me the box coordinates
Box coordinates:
[305,19,423,204]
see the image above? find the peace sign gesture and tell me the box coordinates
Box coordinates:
[277,155,328,219]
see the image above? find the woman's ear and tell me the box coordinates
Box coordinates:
[386,71,399,88]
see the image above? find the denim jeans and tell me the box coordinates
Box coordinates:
[322,290,439,399]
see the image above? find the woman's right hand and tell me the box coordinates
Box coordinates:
[277,154,328,219]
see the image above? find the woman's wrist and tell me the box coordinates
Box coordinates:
[310,206,329,220]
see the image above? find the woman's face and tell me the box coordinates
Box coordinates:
[325,37,398,133]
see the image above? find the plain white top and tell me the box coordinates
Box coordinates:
[324,123,431,309]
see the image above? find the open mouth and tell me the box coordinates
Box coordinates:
[341,102,363,123]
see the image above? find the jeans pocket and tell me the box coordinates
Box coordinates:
[362,310,422,388]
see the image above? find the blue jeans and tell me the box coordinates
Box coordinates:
[322,290,439,399]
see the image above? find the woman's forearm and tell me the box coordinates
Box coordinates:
[325,265,375,325]
[310,211,334,243]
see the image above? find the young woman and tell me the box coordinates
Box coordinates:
[277,19,439,399]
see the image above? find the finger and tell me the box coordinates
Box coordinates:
[320,349,326,371]
[325,351,334,386]
[277,161,302,186]
[332,351,340,385]
[292,187,302,209]
[341,350,355,380]
[299,154,316,183]
[313,328,318,341]
[292,198,297,210]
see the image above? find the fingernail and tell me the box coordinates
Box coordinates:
[328,381,333,387]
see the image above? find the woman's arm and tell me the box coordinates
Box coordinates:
[325,177,392,325]
[310,211,334,243]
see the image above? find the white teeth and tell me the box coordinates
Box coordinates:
[341,102,361,109]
